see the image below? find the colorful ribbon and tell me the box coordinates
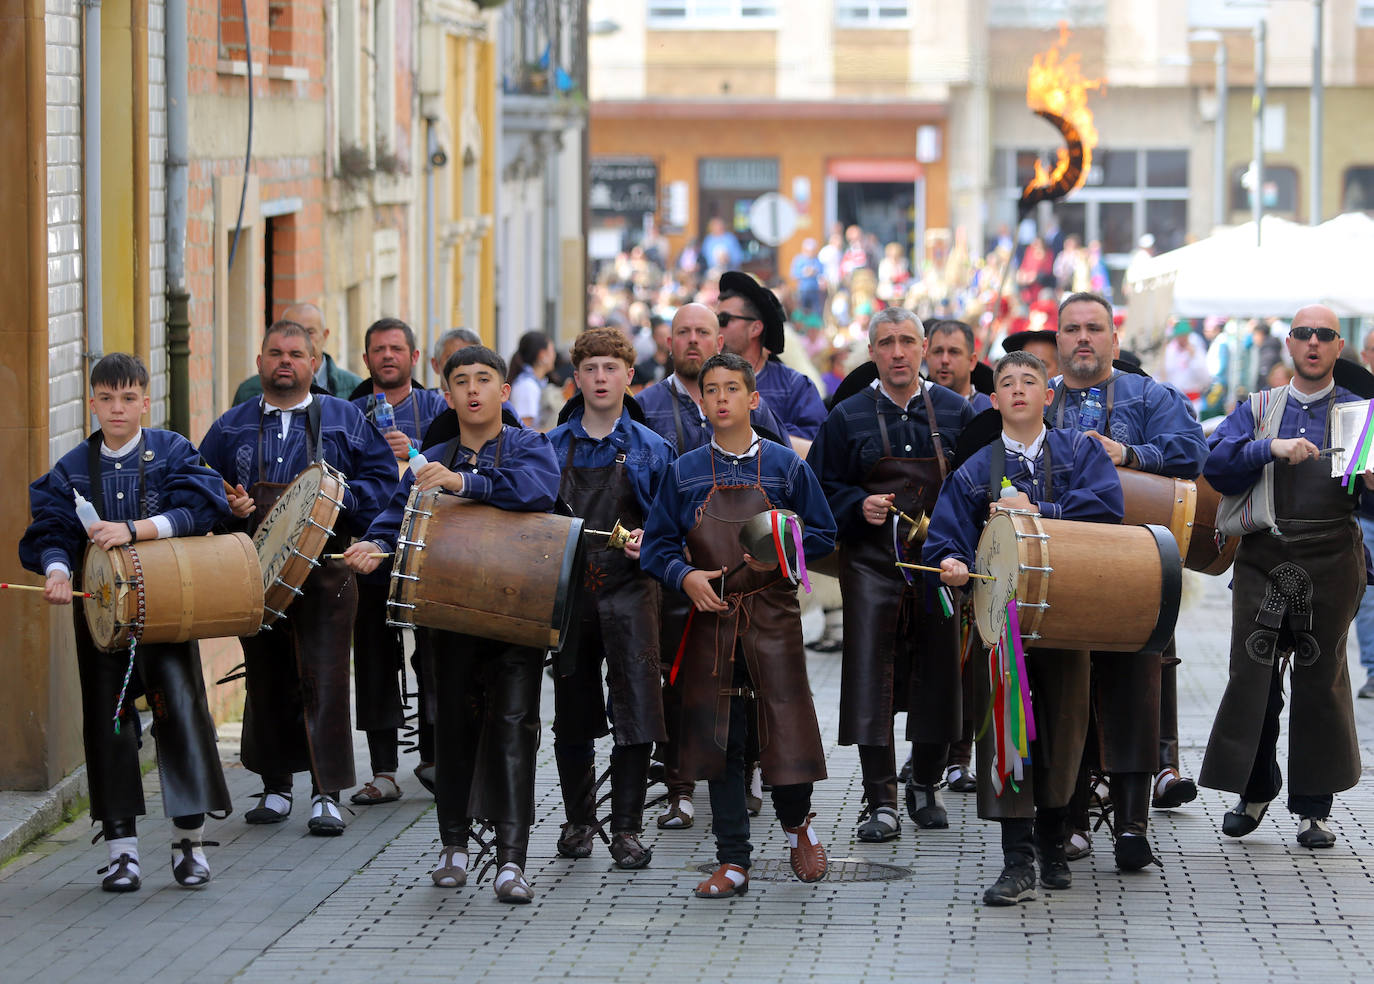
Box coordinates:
[987,596,1036,798]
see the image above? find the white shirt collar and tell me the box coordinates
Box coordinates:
[711,431,762,462]
[1288,379,1334,404]
[261,393,313,439]
[1001,426,1048,473]
[871,377,925,411]
[101,429,144,458]
[668,374,708,422]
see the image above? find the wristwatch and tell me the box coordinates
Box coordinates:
[125,520,139,543]
[1122,445,1137,469]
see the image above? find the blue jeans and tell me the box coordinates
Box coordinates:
[1356,516,1374,679]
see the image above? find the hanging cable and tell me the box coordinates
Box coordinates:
[227,0,254,274]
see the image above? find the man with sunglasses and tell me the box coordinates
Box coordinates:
[716,272,828,458]
[1200,304,1365,850]
[1048,291,1208,875]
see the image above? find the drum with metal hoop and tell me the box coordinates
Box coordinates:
[82,533,264,652]
[1117,467,1198,562]
[973,510,1181,655]
[252,461,348,627]
[1184,474,1239,575]
[387,486,585,651]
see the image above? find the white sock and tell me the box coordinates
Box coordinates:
[174,825,208,867]
[722,866,747,886]
[108,836,139,867]
[784,822,820,848]
[311,795,340,820]
[749,768,763,801]
[262,792,292,815]
[493,863,523,890]
[439,848,468,871]
[677,798,695,819]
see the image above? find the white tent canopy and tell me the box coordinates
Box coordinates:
[1126,213,1374,320]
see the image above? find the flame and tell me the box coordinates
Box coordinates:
[1024,24,1102,199]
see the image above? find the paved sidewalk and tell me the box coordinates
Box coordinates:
[3,573,1374,982]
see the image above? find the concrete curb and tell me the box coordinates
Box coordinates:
[0,765,89,867]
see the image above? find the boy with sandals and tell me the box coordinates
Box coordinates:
[641,353,837,899]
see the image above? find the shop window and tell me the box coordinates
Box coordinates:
[1145,200,1188,253]
[1342,166,1374,213]
[698,157,778,276]
[648,1,780,28]
[1094,149,1138,189]
[1230,165,1299,214]
[836,2,911,26]
[1146,150,1188,189]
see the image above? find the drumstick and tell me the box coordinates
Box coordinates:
[895,562,995,582]
[321,552,392,560]
[1,582,94,598]
[1317,446,1345,458]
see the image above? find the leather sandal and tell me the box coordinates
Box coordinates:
[493,863,534,904]
[783,814,828,883]
[557,822,597,859]
[171,837,217,888]
[856,805,901,842]
[656,796,694,830]
[245,790,293,824]
[350,774,402,806]
[608,831,653,870]
[694,862,748,899]
[431,847,468,888]
[99,854,141,893]
[413,762,436,794]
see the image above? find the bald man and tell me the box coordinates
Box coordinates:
[1200,304,1364,851]
[233,303,363,405]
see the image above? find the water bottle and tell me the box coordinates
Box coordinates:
[999,477,1018,500]
[406,447,428,473]
[1077,386,1105,433]
[372,397,397,432]
[73,490,100,534]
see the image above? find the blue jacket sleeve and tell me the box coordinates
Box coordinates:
[157,432,233,537]
[1203,399,1272,495]
[1041,433,1125,523]
[780,373,828,441]
[459,427,560,511]
[922,461,985,569]
[19,459,86,576]
[1131,379,1210,477]
[640,462,693,592]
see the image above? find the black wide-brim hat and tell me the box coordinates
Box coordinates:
[1001,328,1058,354]
[720,270,786,355]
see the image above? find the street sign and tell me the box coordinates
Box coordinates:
[748,193,799,247]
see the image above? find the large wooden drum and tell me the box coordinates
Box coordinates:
[387,487,586,651]
[252,462,347,627]
[973,511,1181,655]
[1185,474,1239,575]
[82,533,264,652]
[1117,468,1197,562]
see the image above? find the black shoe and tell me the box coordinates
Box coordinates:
[983,862,1037,906]
[245,790,292,824]
[1114,832,1160,871]
[905,783,949,829]
[945,764,977,793]
[856,805,901,842]
[99,854,141,893]
[1151,768,1198,809]
[307,794,347,836]
[897,755,913,784]
[1296,817,1337,848]
[171,838,215,888]
[809,636,843,653]
[1035,842,1072,889]
[1221,798,1270,838]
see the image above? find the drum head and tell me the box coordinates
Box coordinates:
[253,463,326,595]
[81,542,121,650]
[972,511,1023,645]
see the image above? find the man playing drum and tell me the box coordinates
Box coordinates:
[199,321,401,837]
[347,345,561,903]
[347,318,448,808]
[641,353,837,900]
[925,350,1123,906]
[546,328,673,869]
[1200,304,1365,849]
[1049,291,1208,870]
[807,307,975,843]
[19,354,233,892]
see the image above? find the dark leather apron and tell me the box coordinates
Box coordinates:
[237,399,357,793]
[838,386,960,746]
[674,452,826,786]
[553,437,666,746]
[1200,397,1363,796]
[77,432,232,821]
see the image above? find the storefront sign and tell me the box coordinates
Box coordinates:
[590,159,659,215]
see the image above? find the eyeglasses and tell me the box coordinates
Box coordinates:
[1290,326,1340,343]
[717,312,756,329]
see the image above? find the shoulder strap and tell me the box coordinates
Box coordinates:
[988,442,1004,502]
[306,397,324,462]
[86,431,105,518]
[919,383,948,480]
[1048,384,1068,429]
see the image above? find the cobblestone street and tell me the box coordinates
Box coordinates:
[3,573,1374,982]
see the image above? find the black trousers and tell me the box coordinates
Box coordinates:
[353,580,405,774]
[1242,659,1334,819]
[708,661,811,869]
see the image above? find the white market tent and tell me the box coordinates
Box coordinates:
[1126,212,1374,320]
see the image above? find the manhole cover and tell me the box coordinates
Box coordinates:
[696,858,912,882]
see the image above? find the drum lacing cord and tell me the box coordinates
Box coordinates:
[111,548,148,735]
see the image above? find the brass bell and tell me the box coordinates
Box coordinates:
[584,519,633,551]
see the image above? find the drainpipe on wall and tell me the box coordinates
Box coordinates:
[82,0,104,407]
[165,0,190,435]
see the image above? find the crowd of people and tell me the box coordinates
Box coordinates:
[16,272,1371,911]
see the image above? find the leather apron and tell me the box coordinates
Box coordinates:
[77,433,232,821]
[838,386,961,747]
[1052,375,1162,774]
[1200,410,1363,796]
[553,439,666,746]
[237,400,357,793]
[675,453,827,786]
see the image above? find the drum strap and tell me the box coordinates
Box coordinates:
[987,438,1054,504]
[874,383,947,479]
[1049,372,1118,432]
[256,398,324,483]
[85,431,148,521]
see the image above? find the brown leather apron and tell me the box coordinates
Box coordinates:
[553,439,666,746]
[237,401,357,793]
[838,386,961,746]
[1200,411,1363,796]
[674,453,826,786]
